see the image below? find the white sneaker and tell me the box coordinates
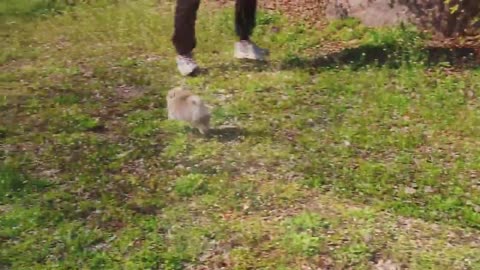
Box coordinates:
[234,40,268,61]
[176,54,199,76]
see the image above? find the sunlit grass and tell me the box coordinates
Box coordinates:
[1,0,480,269]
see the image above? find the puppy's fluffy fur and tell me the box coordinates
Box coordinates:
[166,87,211,134]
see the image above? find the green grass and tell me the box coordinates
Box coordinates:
[1,0,480,269]
[0,0,62,17]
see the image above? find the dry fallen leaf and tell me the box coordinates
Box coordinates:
[375,259,401,270]
[404,186,416,195]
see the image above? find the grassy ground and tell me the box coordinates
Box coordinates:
[1,0,480,269]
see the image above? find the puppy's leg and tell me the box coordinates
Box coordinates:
[193,122,209,135]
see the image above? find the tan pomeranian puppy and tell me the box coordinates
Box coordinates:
[166,87,211,134]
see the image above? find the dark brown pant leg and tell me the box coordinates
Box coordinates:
[172,0,201,55]
[235,0,257,40]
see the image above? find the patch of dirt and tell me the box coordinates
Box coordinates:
[114,84,146,99]
[373,259,402,270]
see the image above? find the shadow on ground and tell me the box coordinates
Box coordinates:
[206,44,478,74]
[280,44,479,70]
[201,61,272,74]
[0,1,68,17]
[206,126,268,142]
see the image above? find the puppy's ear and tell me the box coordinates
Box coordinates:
[167,90,176,99]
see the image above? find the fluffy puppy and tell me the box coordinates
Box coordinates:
[166,87,211,134]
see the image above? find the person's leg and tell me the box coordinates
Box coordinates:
[235,0,256,41]
[172,0,201,75]
[233,0,268,60]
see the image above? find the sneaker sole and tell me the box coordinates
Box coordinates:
[234,53,265,61]
[178,66,200,76]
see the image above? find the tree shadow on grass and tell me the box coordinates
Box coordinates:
[0,0,116,20]
[206,43,478,74]
[0,164,51,202]
[279,43,479,71]
[0,0,67,18]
